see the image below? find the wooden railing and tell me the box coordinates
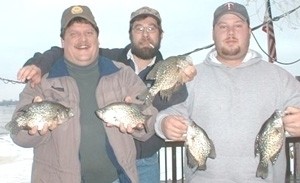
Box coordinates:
[158,141,185,183]
[286,137,300,182]
[159,138,300,183]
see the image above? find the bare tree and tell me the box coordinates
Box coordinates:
[245,0,300,30]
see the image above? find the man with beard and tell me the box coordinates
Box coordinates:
[17,6,196,183]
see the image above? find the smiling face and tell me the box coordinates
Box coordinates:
[213,13,251,67]
[62,20,99,66]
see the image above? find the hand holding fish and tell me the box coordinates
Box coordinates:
[137,55,196,105]
[28,119,59,135]
[117,123,144,134]
[181,64,197,83]
[161,115,188,141]
[103,121,136,134]
[96,99,149,134]
[17,65,42,88]
[27,96,72,136]
[283,106,300,136]
[105,96,145,134]
[6,96,73,135]
[123,96,147,133]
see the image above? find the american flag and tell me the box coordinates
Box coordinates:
[262,0,277,63]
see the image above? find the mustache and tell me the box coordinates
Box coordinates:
[225,37,238,41]
[140,38,154,46]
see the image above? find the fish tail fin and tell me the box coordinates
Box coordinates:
[5,121,21,135]
[136,90,154,106]
[256,161,268,179]
[136,89,149,101]
[189,165,200,176]
[197,164,207,171]
[142,115,152,133]
[144,115,152,133]
[4,121,13,131]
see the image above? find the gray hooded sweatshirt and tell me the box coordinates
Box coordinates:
[156,49,300,183]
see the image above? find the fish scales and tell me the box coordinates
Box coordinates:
[137,55,193,105]
[185,121,216,171]
[96,102,151,130]
[5,100,74,135]
[255,110,285,179]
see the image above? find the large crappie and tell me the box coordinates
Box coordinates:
[137,55,194,105]
[96,102,151,130]
[5,100,74,135]
[185,121,216,171]
[255,110,285,179]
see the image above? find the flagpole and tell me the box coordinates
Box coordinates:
[264,0,277,63]
[266,0,272,18]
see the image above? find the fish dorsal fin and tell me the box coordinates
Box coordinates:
[208,139,216,159]
[146,61,163,80]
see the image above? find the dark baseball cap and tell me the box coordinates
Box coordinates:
[213,2,250,26]
[130,6,161,23]
[61,5,97,30]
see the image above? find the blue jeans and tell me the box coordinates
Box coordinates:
[136,153,160,183]
[112,153,160,183]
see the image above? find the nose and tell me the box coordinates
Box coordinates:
[76,32,88,41]
[80,34,88,41]
[227,27,234,36]
[142,30,149,37]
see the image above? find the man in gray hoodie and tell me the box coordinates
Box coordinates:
[155,2,300,182]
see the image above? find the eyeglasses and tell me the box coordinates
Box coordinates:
[133,26,158,33]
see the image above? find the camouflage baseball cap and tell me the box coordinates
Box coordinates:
[61,5,97,30]
[130,6,161,23]
[213,2,250,26]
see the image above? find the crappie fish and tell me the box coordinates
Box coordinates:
[137,55,194,105]
[96,102,151,130]
[5,100,74,135]
[255,110,285,179]
[185,121,216,171]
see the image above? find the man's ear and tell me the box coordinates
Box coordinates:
[61,39,64,48]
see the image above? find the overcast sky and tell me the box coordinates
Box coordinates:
[1,0,300,101]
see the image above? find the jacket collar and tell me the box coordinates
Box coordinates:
[47,56,119,79]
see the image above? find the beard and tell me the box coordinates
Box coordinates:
[220,46,241,56]
[131,42,160,60]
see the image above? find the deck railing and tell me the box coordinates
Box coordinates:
[286,137,300,182]
[158,141,185,183]
[158,138,299,183]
